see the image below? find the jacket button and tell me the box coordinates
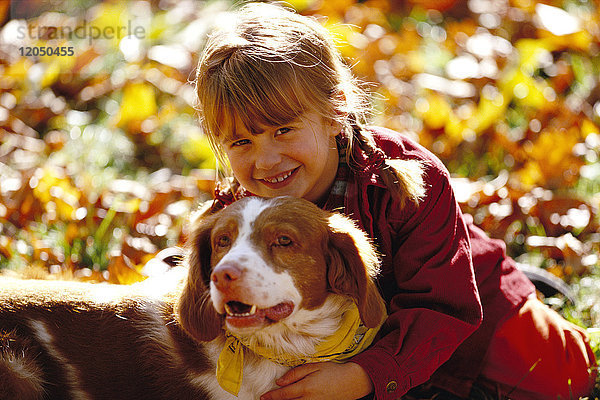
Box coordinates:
[386,381,398,393]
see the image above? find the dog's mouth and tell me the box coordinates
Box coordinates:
[224,300,294,328]
[224,301,257,317]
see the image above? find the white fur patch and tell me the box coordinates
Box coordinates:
[28,319,92,400]
[133,265,187,299]
[237,197,271,237]
[86,283,125,304]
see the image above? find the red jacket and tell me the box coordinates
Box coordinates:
[342,127,535,398]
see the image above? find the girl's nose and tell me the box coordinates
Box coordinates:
[254,146,282,171]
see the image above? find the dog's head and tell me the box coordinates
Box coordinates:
[176,196,386,342]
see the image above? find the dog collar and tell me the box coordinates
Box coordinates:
[216,304,384,396]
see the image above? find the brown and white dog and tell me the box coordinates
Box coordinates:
[0,196,386,400]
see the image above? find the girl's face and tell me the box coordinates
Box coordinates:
[221,111,340,203]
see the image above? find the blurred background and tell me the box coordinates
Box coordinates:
[0,0,598,333]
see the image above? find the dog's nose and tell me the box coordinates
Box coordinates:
[211,263,242,290]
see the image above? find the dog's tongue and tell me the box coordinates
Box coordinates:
[226,310,266,328]
[264,302,294,321]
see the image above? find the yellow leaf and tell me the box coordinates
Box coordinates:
[514,39,555,75]
[116,82,158,128]
[148,12,168,41]
[539,30,593,52]
[511,0,536,14]
[287,0,318,12]
[182,132,217,169]
[115,197,142,214]
[500,69,551,109]
[407,50,425,74]
[3,58,33,82]
[325,19,363,59]
[468,89,508,134]
[89,3,130,47]
[40,60,61,88]
[317,0,357,18]
[32,167,81,220]
[417,93,451,130]
[444,111,466,143]
[157,101,177,124]
[581,119,599,138]
[108,253,147,285]
[518,161,544,189]
[527,128,580,168]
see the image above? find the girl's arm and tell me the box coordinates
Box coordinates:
[349,159,483,399]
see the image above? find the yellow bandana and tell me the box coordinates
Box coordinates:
[216,305,383,396]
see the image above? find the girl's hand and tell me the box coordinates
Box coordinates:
[260,362,373,400]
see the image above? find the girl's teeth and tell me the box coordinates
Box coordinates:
[265,171,292,183]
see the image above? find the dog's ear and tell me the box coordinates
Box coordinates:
[326,213,387,328]
[175,208,223,342]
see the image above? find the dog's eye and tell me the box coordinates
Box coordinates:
[216,235,231,248]
[276,235,292,247]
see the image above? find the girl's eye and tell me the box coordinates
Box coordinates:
[275,127,291,136]
[216,235,231,248]
[231,139,250,147]
[275,235,292,247]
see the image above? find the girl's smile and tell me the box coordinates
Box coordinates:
[260,167,299,187]
[221,111,339,202]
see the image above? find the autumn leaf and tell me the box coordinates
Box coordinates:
[114,81,158,130]
[107,253,147,285]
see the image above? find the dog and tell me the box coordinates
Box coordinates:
[0,196,387,400]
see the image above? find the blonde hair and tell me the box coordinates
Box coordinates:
[195,2,425,207]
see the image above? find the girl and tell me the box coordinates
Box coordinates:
[193,2,596,399]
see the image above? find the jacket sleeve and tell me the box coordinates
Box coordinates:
[350,161,483,399]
